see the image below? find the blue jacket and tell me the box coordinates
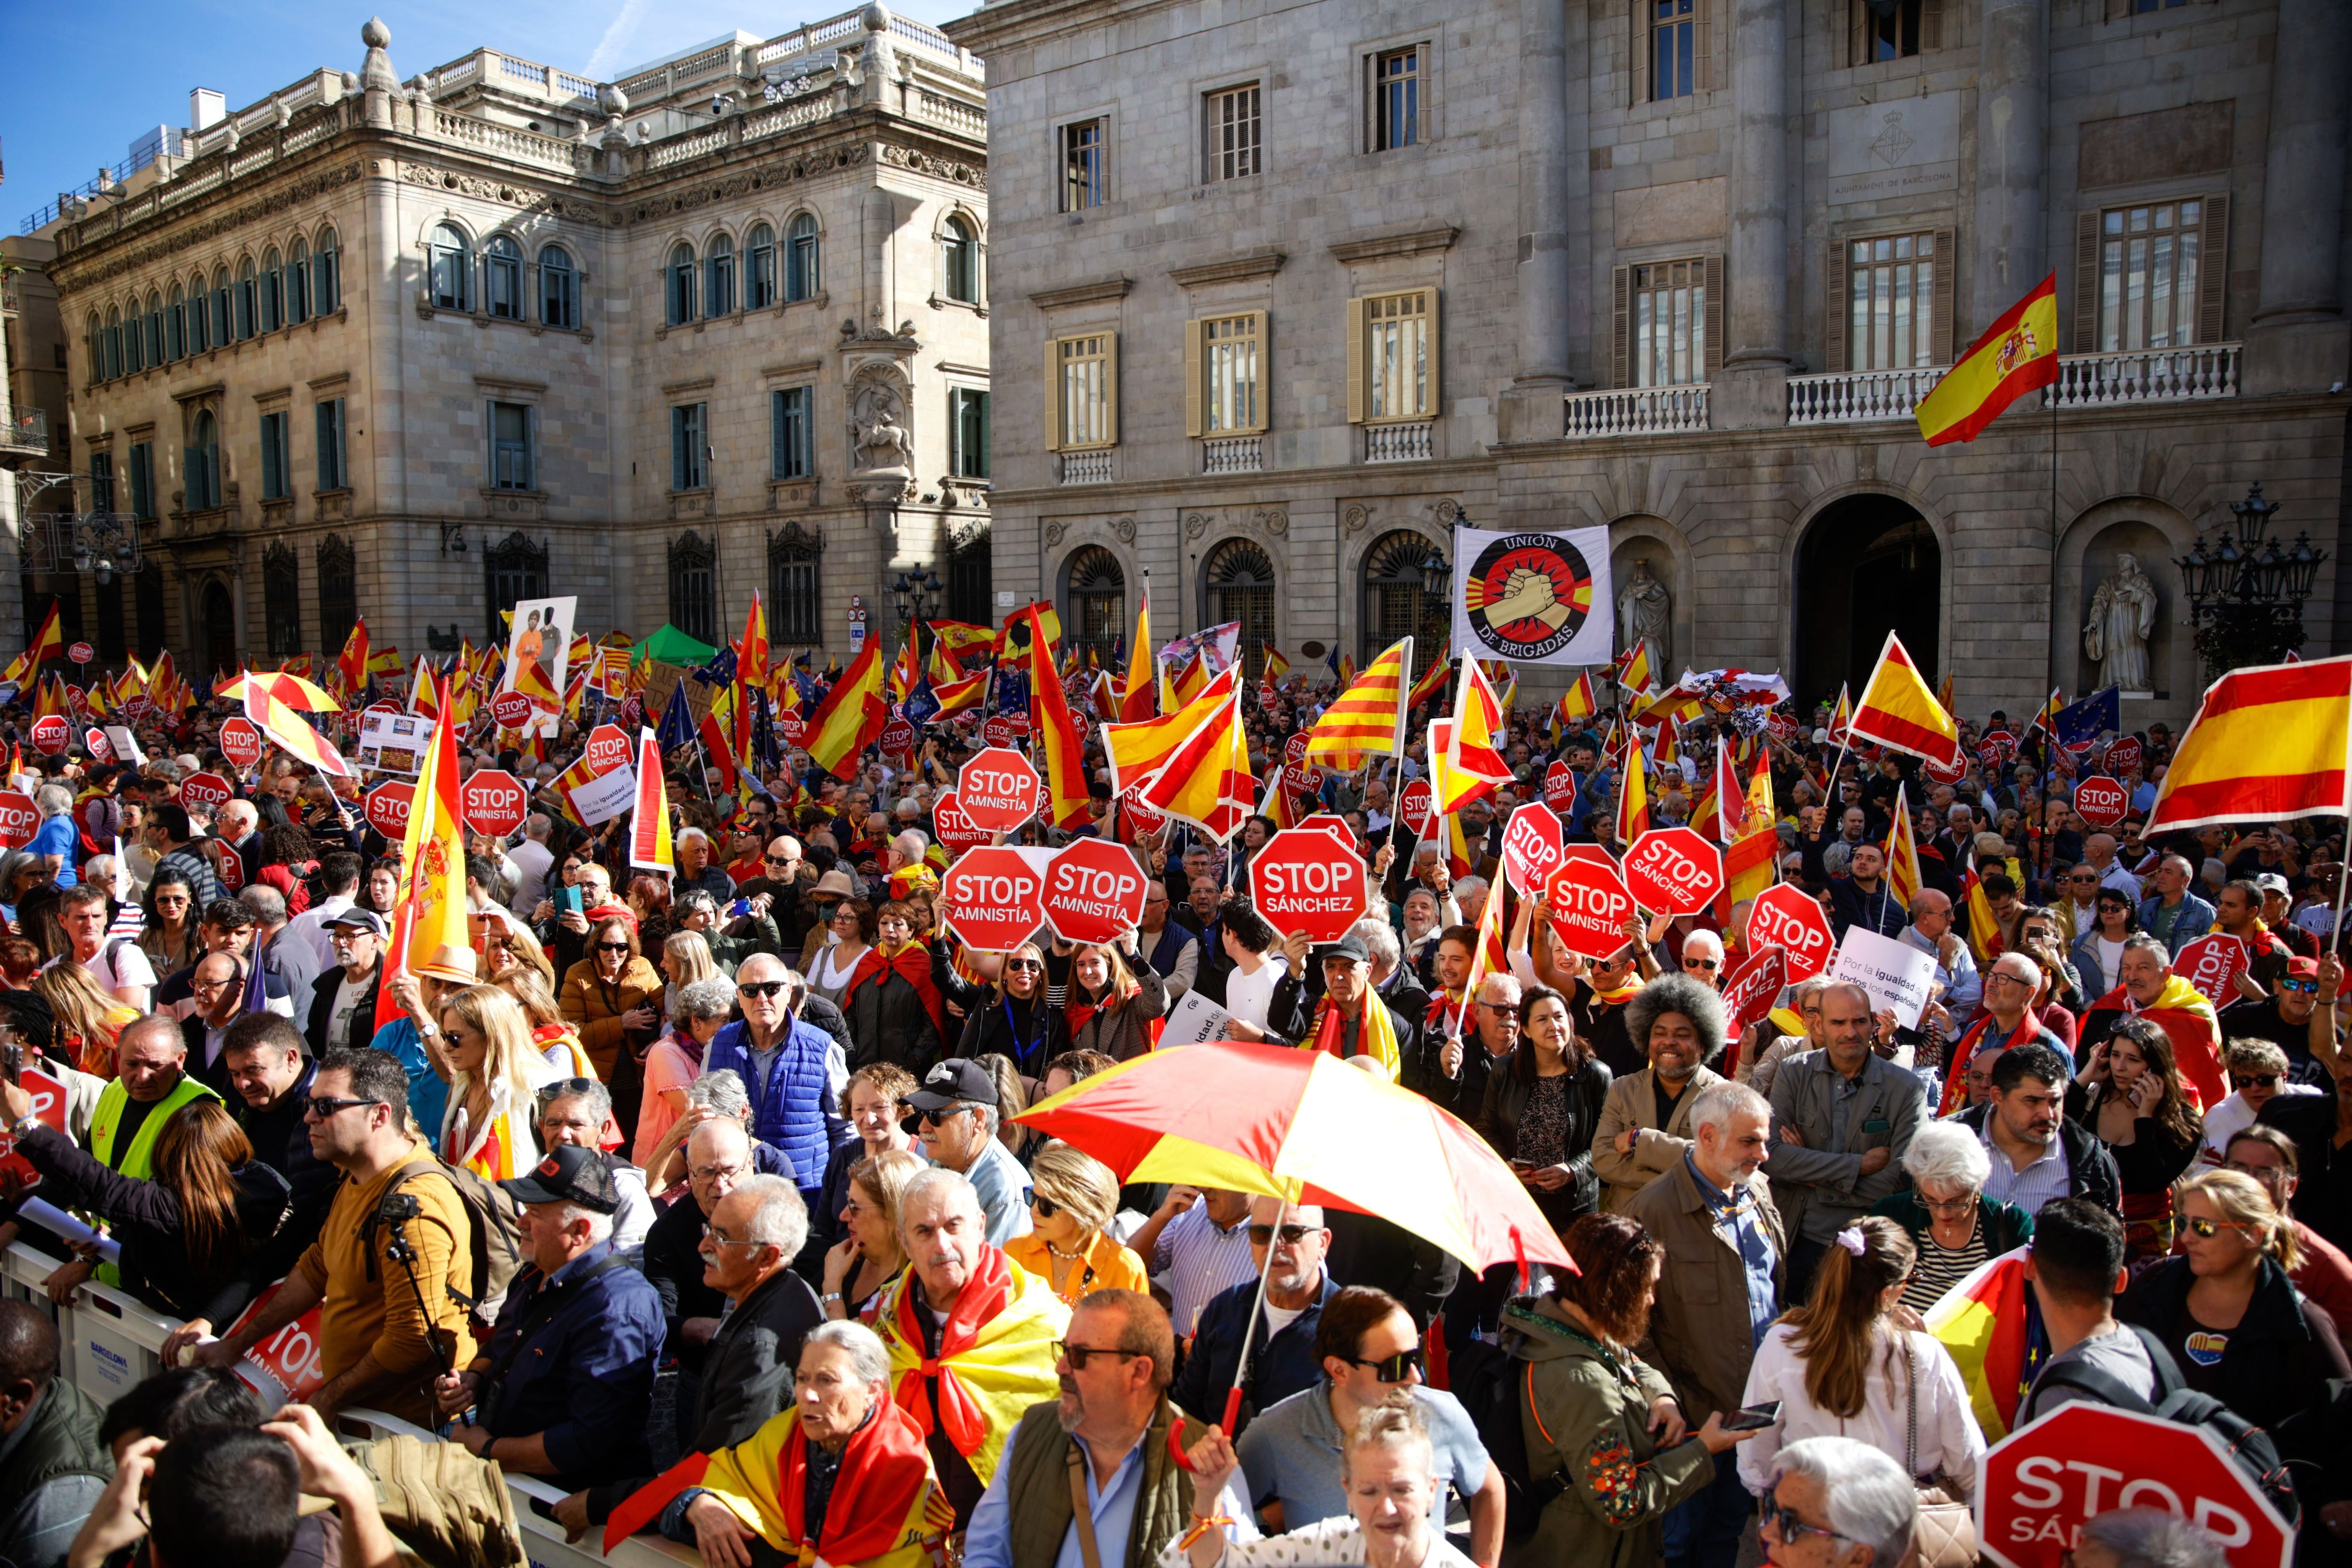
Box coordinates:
[1170,1270,1339,1429]
[477,1239,666,1491]
[2134,891,2216,955]
[703,1017,846,1192]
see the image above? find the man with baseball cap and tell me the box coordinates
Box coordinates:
[1265,931,1411,1083]
[909,1058,1031,1244]
[307,907,384,1059]
[2255,873,2321,960]
[432,1144,666,1493]
[2219,954,2338,1083]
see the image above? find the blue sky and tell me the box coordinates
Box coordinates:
[1,0,974,234]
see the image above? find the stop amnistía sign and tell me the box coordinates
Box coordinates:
[1285,731,1311,765]
[178,771,233,812]
[462,770,529,836]
[1252,827,1369,943]
[932,788,992,852]
[490,691,534,729]
[939,846,1046,953]
[777,711,807,749]
[1399,779,1434,841]
[958,748,1041,832]
[1747,884,1836,980]
[584,724,631,775]
[0,791,35,850]
[66,642,93,664]
[1500,803,1565,897]
[1923,751,1969,786]
[1544,855,1638,962]
[219,716,264,771]
[28,716,68,756]
[1623,827,1725,915]
[1120,788,1167,837]
[1041,839,1150,945]
[365,780,415,839]
[1543,760,1580,812]
[1979,1401,2294,1568]
[2172,932,2249,1009]
[2073,776,2130,830]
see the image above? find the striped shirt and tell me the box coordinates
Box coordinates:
[1151,1201,1259,1337]
[1979,1122,2072,1217]
[1901,1218,1989,1312]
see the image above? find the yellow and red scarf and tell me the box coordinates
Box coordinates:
[877,1249,1067,1488]
[844,941,947,1042]
[1310,989,1401,1080]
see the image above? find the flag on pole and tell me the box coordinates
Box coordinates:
[631,727,676,874]
[1128,685,1255,842]
[1923,1247,2040,1439]
[1915,273,2060,446]
[803,640,887,781]
[1104,668,1242,795]
[1613,638,1654,697]
[736,594,770,697]
[1960,867,2004,964]
[1615,739,1651,843]
[2142,654,2352,834]
[373,677,470,1032]
[1406,643,1452,711]
[1828,682,1853,742]
[243,675,352,778]
[1260,648,1290,685]
[1725,823,1779,912]
[1432,658,1512,814]
[1847,632,1961,767]
[2026,686,2065,739]
[1303,638,1412,767]
[1119,582,1156,722]
[335,618,370,698]
[1561,673,1597,725]
[1884,784,1922,909]
[1010,604,1092,830]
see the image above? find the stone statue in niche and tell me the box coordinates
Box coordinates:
[849,373,912,473]
[2083,552,2160,692]
[1616,556,1672,670]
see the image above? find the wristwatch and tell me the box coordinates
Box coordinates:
[819,1291,844,1305]
[8,1114,40,1141]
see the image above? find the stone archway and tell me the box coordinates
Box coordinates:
[1794,493,1941,705]
[200,579,237,675]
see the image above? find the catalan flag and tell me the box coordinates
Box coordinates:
[1119,582,1156,723]
[1923,1247,2042,1439]
[1129,684,1255,842]
[2142,654,2352,833]
[1304,638,1412,768]
[803,640,887,781]
[1915,273,2059,446]
[1171,654,1212,708]
[1884,784,1922,909]
[1847,631,1960,767]
[1431,657,1511,814]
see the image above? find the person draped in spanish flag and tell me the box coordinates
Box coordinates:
[603,1319,956,1565]
[2073,934,2226,1112]
[840,899,975,1072]
[1265,929,1405,1080]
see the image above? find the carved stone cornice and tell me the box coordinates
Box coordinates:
[1028,275,1132,310]
[1168,249,1287,288]
[398,161,604,223]
[1327,224,1460,264]
[49,162,366,293]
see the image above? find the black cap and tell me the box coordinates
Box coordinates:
[1313,933,1371,965]
[499,1144,622,1214]
[907,1056,999,1113]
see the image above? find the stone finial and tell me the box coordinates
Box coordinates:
[862,1,892,33]
[858,1,896,105]
[360,17,400,95]
[598,82,629,117]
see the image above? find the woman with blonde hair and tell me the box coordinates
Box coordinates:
[1737,1216,1984,1499]
[437,983,557,1181]
[495,966,594,1078]
[1051,937,1165,1061]
[660,928,718,989]
[819,1146,923,1323]
[2120,1169,2350,1431]
[1002,1139,1149,1305]
[37,961,139,1078]
[482,919,557,990]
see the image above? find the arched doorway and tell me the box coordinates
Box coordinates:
[1201,539,1277,675]
[200,580,237,675]
[1794,495,1940,704]
[1059,546,1126,665]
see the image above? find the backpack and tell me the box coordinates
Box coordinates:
[362,1155,527,1331]
[1448,1335,1565,1543]
[2030,1323,2301,1525]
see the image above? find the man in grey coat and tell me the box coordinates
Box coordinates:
[1764,980,1925,1300]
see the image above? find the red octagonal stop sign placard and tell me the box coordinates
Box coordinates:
[364,780,415,839]
[28,716,69,756]
[2106,734,2145,777]
[219,716,264,772]
[1980,1401,2294,1568]
[932,788,992,852]
[462,769,530,837]
[939,846,1047,953]
[1251,827,1369,943]
[957,748,1041,833]
[0,791,36,851]
[2073,776,2130,830]
[490,691,535,730]
[1543,760,1580,813]
[583,724,632,776]
[178,771,233,812]
[1544,855,1638,961]
[1623,826,1724,915]
[1746,884,1836,980]
[1041,838,1150,945]
[1399,779,1435,841]
[1500,802,1565,898]
[2171,931,2248,1009]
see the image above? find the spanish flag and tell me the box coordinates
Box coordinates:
[1261,647,1290,685]
[1915,273,2059,446]
[2143,654,2352,834]
[374,677,469,1033]
[1561,672,1597,724]
[334,618,369,698]
[1614,738,1651,843]
[1828,681,1853,742]
[1406,642,1452,711]
[1848,631,1961,767]
[803,640,887,781]
[1010,603,1093,830]
[1118,582,1156,722]
[14,600,64,680]
[736,593,770,696]
[1924,1247,2045,1439]
[1724,822,1779,912]
[1304,638,1411,767]
[1170,653,1211,707]
[1614,638,1655,698]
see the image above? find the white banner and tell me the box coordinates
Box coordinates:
[356,709,428,776]
[566,764,638,827]
[1160,987,1233,1048]
[1828,927,1941,1031]
[1450,525,1616,668]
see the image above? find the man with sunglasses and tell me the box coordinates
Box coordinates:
[2222,950,2338,1084]
[2052,864,2104,943]
[703,954,847,1213]
[909,1058,1032,1244]
[1168,1197,1336,1430]
[1234,1285,1505,1565]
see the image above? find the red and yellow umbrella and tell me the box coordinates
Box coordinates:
[1014,1040,1573,1279]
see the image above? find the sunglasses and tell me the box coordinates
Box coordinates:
[764,855,794,867]
[536,1076,598,1104]
[1004,958,1043,972]
[1053,1340,1142,1370]
[302,1094,378,1119]
[2185,1215,2257,1240]
[738,980,787,999]
[1682,958,1719,972]
[920,1106,977,1126]
[1248,1223,1317,1246]
[1023,1187,1061,1218]
[2280,979,2320,995]
[594,941,632,953]
[1763,1498,1847,1546]
[1348,1346,1425,1383]
[2231,1074,2280,1090]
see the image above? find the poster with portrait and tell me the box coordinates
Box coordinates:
[500,596,577,737]
[1450,525,1615,669]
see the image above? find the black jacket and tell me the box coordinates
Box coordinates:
[1479,1054,1614,1218]
[1951,1101,2124,1218]
[305,965,381,1057]
[1263,975,1417,1086]
[1170,1271,1339,1431]
[2120,1254,2350,1433]
[2258,1092,2352,1256]
[642,1193,726,1367]
[233,1058,336,1281]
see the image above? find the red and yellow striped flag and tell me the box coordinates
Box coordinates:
[1304,638,1412,768]
[803,640,887,781]
[2143,654,2352,833]
[1915,273,2059,446]
[1848,631,1960,767]
[1012,603,1093,830]
[1431,657,1511,814]
[1724,822,1778,913]
[1406,643,1451,711]
[1884,784,1922,909]
[1261,648,1290,685]
[374,676,469,1032]
[1104,668,1241,795]
[1119,583,1156,723]
[1614,638,1655,697]
[1561,673,1597,724]
[1924,1247,2035,1438]
[1131,685,1255,842]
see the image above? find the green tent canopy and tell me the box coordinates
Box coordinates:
[636,623,718,666]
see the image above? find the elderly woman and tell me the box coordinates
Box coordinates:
[1594,972,1729,1212]
[1172,1399,1470,1568]
[1870,1121,2034,1312]
[637,974,737,1166]
[1501,1212,1753,1568]
[671,885,782,977]
[1757,1436,1920,1568]
[1003,1139,1150,1305]
[604,1320,953,1566]
[821,1147,923,1324]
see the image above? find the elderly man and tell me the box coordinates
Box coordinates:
[672,826,738,904]
[1942,954,2066,1106]
[306,907,382,1058]
[1673,927,1727,990]
[1266,931,1409,1080]
[965,1290,1254,1568]
[1952,1043,2123,1217]
[283,852,361,970]
[239,883,319,1019]
[1136,882,1200,1000]
[210,799,261,889]
[535,1079,655,1257]
[2076,933,2227,1111]
[2081,832,2143,899]
[1594,974,1727,1211]
[876,1168,1067,1528]
[433,1145,664,1492]
[2135,855,2217,955]
[54,883,154,1010]
[1624,1079,1786,1568]
[699,953,845,1197]
[0,1301,108,1568]
[1399,887,1448,981]
[158,898,294,1020]
[1738,977,1827,1099]
[1898,890,1980,1021]
[1357,917,1429,1019]
[1756,1437,1919,1568]
[1417,970,1520,1123]
[179,1046,474,1425]
[1171,1196,1338,1425]
[181,952,250,1098]
[1764,981,1923,1298]
[910,1057,1031,1243]
[642,1118,765,1372]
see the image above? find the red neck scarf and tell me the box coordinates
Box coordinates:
[890,1248,1014,1456]
[846,941,946,1041]
[785,1403,937,1563]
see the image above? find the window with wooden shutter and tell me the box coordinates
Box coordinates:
[2195,193,2230,344]
[1825,240,1850,372]
[1044,337,1063,450]
[1611,266,1631,388]
[1345,298,1367,423]
[1702,255,1724,378]
[1359,291,1435,421]
[2088,197,2220,352]
[1627,259,1711,385]
[1051,333,1117,450]
[1184,320,1204,437]
[1193,311,1267,435]
[2072,208,2104,353]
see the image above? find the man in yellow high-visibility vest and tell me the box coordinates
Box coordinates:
[64,1015,221,1288]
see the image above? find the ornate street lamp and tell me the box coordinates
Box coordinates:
[2174,483,2328,676]
[889,564,942,628]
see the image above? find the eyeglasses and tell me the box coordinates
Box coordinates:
[1919,1193,1979,1216]
[1023,1187,1061,1218]
[594,941,632,954]
[1762,1498,1848,1547]
[2231,1073,2280,1090]
[2221,1159,2286,1182]
[1053,1341,1143,1370]
[1248,1223,1317,1246]
[2184,1215,2258,1240]
[738,981,787,999]
[700,1223,762,1250]
[690,1161,747,1182]
[1347,1346,1425,1383]
[302,1095,378,1120]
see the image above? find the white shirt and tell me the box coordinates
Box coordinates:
[1224,955,1288,1032]
[2198,1085,2325,1163]
[67,942,157,997]
[285,892,357,972]
[325,971,369,1050]
[1738,1323,1986,1495]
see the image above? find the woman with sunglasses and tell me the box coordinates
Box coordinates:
[2119,1169,2351,1433]
[1001,1139,1146,1307]
[2072,1016,2204,1262]
[1737,1217,1984,1504]
[559,913,663,1083]
[2198,1039,2323,1168]
[438,982,558,1181]
[953,940,1056,1080]
[2068,887,2139,999]
[820,1146,923,1323]
[134,867,200,977]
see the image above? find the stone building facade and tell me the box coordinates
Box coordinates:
[946,0,2352,727]
[28,6,990,679]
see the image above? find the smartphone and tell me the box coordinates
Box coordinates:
[729,898,751,918]
[1,1040,20,1088]
[557,886,583,917]
[1721,1401,1781,1432]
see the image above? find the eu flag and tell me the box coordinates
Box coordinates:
[2052,686,2120,751]
[656,681,697,754]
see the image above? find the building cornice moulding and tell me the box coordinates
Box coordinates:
[1327,224,1460,264]
[1028,274,1132,309]
[1168,249,1287,288]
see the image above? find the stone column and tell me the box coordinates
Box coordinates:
[1501,0,1573,442]
[1715,0,1791,429]
[2243,0,2351,394]
[1970,0,2045,333]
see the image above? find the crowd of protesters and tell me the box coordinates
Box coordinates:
[0,668,2344,1568]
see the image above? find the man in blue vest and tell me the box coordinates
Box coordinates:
[701,953,847,1211]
